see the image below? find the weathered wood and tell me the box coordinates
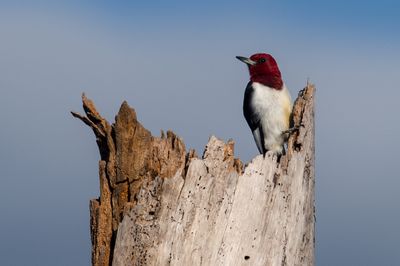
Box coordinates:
[72,84,315,266]
[72,95,186,266]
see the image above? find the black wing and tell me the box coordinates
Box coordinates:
[243,82,259,131]
[243,82,266,154]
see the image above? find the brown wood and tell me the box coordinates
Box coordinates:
[72,84,315,266]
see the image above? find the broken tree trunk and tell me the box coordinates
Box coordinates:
[72,84,315,266]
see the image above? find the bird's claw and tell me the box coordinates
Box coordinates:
[282,124,304,135]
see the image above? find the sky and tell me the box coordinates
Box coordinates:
[0,1,399,265]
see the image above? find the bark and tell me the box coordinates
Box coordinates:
[72,84,315,266]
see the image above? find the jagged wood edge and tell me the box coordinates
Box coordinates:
[71,84,314,265]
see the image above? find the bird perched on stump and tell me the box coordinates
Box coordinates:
[236,53,292,156]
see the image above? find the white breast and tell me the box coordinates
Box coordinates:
[251,82,292,153]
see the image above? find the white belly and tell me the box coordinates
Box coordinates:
[251,82,292,153]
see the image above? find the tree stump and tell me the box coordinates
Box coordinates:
[72,84,315,266]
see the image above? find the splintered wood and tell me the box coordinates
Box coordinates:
[72,85,315,266]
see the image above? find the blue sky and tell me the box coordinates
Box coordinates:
[0,1,399,265]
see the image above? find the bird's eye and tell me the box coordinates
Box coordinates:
[258,58,266,63]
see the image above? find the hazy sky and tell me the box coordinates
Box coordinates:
[1,1,399,265]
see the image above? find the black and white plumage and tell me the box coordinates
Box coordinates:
[243,81,292,155]
[237,53,292,155]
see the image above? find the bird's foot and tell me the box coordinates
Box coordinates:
[282,124,304,136]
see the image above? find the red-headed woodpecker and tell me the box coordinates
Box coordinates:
[236,53,292,156]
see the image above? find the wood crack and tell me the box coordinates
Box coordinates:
[72,83,315,266]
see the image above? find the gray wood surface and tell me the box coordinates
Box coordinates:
[73,85,315,266]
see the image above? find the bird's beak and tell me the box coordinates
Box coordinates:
[236,56,256,66]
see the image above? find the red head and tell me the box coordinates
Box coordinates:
[236,53,283,90]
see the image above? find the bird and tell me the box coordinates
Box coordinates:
[236,53,292,156]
